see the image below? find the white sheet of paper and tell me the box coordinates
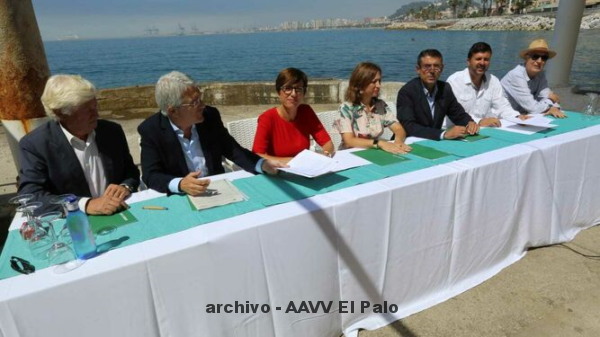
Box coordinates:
[503,115,557,127]
[498,118,557,135]
[331,148,371,172]
[278,149,338,178]
[187,179,246,210]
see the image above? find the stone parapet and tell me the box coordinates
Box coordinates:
[96,80,405,119]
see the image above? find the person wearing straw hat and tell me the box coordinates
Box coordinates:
[501,38,566,118]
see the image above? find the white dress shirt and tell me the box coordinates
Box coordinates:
[60,124,107,211]
[448,68,518,120]
[500,64,560,115]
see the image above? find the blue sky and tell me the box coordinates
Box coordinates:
[32,0,412,40]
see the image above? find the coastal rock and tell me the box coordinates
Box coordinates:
[386,22,429,30]
[389,12,600,31]
[444,15,555,31]
[580,12,600,29]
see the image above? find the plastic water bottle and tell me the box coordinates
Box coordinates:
[65,196,97,259]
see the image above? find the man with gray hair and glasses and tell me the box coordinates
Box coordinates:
[18,74,140,214]
[138,71,283,195]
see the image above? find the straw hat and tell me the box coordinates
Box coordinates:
[519,38,557,59]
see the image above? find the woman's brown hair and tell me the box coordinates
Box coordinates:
[345,62,382,105]
[275,68,308,93]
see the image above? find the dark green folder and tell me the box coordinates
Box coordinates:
[88,210,138,234]
[351,148,410,166]
[462,134,489,142]
[408,143,450,160]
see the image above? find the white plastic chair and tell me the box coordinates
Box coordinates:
[226,117,259,171]
[227,117,259,150]
[314,110,342,151]
[381,101,397,141]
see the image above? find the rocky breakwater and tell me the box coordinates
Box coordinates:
[444,15,555,31]
[387,12,600,31]
[580,12,600,29]
[386,21,429,30]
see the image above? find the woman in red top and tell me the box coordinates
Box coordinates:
[252,68,334,164]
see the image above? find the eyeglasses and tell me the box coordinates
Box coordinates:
[181,99,203,108]
[281,86,305,95]
[529,54,549,62]
[419,64,442,72]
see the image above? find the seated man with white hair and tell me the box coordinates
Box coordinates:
[18,74,140,215]
[138,71,282,195]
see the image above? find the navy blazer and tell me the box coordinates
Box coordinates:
[137,107,260,193]
[396,77,473,140]
[18,120,140,213]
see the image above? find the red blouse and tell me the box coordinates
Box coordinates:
[252,104,331,157]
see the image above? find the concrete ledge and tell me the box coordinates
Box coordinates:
[96,80,405,119]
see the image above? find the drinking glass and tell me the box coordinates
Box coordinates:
[50,194,76,244]
[39,211,84,273]
[16,201,42,241]
[9,194,34,208]
[96,223,117,236]
[27,220,53,261]
[584,93,598,119]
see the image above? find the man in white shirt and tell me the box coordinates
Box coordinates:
[501,38,566,118]
[448,42,523,127]
[18,75,140,215]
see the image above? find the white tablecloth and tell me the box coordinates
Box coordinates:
[2,126,600,337]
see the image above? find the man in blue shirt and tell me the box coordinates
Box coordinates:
[396,49,478,141]
[138,71,282,195]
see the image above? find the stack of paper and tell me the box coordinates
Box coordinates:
[501,115,558,135]
[278,150,338,178]
[188,179,247,210]
[503,115,557,128]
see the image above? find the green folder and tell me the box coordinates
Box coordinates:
[408,143,450,160]
[462,134,489,142]
[88,210,138,234]
[351,148,410,166]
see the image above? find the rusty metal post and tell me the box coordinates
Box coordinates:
[0,0,50,172]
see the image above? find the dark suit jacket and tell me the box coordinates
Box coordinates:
[18,120,140,213]
[396,77,473,140]
[137,107,260,193]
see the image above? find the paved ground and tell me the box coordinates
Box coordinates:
[1,89,598,337]
[359,225,600,337]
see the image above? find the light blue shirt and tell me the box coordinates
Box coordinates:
[422,82,438,119]
[501,64,560,115]
[167,118,265,193]
[421,82,445,140]
[168,119,208,193]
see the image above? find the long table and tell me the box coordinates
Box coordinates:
[1,122,600,337]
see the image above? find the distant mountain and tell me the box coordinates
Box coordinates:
[390,1,434,20]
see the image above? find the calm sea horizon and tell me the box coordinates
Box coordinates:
[43,28,600,90]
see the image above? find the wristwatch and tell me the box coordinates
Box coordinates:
[373,139,379,149]
[120,183,134,193]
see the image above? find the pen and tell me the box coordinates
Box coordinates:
[142,206,169,210]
